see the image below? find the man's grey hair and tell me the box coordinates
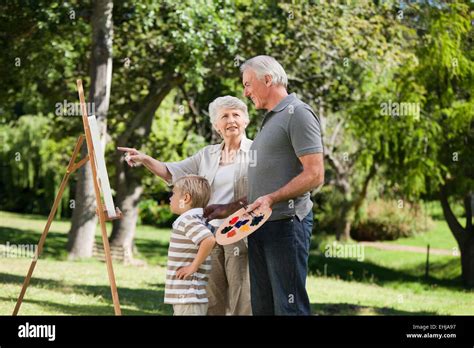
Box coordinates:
[240,55,288,88]
[208,95,249,125]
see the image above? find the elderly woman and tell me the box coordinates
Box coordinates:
[118,96,252,315]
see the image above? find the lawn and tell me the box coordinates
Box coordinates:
[0,210,473,315]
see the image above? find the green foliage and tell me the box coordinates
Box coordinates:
[137,199,175,227]
[109,0,242,140]
[0,0,91,127]
[409,1,474,199]
[351,200,434,241]
[314,185,347,234]
[139,91,208,202]
[0,115,75,216]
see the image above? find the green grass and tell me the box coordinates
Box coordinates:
[385,220,458,250]
[0,259,171,315]
[0,210,473,315]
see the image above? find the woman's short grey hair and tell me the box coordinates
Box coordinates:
[208,96,249,125]
[240,55,288,88]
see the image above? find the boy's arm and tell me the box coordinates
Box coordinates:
[176,235,215,280]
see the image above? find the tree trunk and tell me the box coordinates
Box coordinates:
[67,155,98,258]
[440,186,474,288]
[109,160,143,257]
[109,75,183,258]
[459,237,474,288]
[332,163,377,241]
[336,199,353,242]
[67,0,114,259]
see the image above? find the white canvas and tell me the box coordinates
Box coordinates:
[87,115,117,218]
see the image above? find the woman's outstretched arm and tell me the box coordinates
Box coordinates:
[117,147,172,182]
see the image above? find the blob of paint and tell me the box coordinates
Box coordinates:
[250,214,264,226]
[221,225,233,234]
[240,224,250,232]
[235,219,249,228]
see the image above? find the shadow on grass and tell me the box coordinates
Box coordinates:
[308,253,464,291]
[133,238,169,266]
[0,296,151,315]
[311,302,436,315]
[0,212,70,222]
[0,272,172,315]
[0,227,68,260]
[0,272,67,290]
[73,284,171,315]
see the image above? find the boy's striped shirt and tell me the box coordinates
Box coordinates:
[164,208,214,304]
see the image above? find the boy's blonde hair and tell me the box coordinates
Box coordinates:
[173,175,211,209]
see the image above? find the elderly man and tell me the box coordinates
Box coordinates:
[241,55,324,315]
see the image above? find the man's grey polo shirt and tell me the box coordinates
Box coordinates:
[248,93,323,221]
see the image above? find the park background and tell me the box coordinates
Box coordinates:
[0,0,473,315]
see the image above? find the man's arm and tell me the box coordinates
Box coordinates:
[203,197,248,221]
[246,152,324,212]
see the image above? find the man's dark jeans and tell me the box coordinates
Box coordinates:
[248,212,313,315]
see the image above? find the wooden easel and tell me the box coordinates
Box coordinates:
[13,79,122,316]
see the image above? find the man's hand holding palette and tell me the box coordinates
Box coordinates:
[215,205,272,245]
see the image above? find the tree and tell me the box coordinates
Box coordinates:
[106,1,241,258]
[0,0,91,216]
[409,1,474,287]
[67,0,115,259]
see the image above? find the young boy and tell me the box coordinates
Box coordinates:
[165,175,216,315]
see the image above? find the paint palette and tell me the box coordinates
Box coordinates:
[215,207,272,245]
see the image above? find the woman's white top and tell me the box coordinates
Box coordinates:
[208,162,236,228]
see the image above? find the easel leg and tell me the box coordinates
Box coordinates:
[97,210,122,315]
[13,135,85,315]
